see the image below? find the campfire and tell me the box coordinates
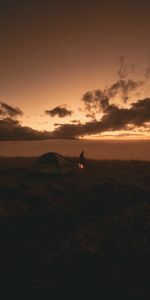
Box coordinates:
[79,163,84,169]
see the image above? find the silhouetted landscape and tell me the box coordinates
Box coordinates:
[0,157,149,294]
[1,0,150,296]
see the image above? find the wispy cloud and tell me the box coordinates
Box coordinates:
[117,56,136,79]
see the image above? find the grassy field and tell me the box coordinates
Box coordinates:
[0,157,150,294]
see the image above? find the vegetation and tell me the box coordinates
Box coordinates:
[0,157,150,294]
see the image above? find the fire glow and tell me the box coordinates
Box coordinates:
[79,163,84,169]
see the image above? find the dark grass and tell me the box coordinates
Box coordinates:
[0,157,150,294]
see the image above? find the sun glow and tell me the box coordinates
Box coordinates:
[82,130,150,140]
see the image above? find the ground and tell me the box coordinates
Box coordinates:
[0,157,150,294]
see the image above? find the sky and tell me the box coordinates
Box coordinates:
[1,0,150,140]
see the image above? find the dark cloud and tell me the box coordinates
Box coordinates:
[100,98,150,131]
[0,117,52,141]
[45,105,73,118]
[82,79,142,118]
[51,123,84,139]
[131,98,150,125]
[51,98,150,139]
[83,90,109,114]
[0,102,23,118]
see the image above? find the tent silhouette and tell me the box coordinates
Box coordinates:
[34,152,72,175]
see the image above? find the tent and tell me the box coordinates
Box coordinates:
[34,152,72,175]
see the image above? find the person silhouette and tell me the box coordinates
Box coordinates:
[79,151,86,168]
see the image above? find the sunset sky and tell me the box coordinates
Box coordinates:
[1,0,150,140]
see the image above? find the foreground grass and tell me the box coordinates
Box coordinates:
[0,157,150,293]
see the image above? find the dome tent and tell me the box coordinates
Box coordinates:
[34,152,72,175]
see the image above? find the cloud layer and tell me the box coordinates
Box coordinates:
[51,97,150,139]
[0,117,52,140]
[0,71,150,141]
